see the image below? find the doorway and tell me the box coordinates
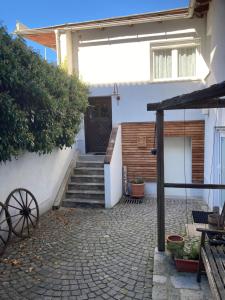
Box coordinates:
[84,97,112,153]
[164,137,192,196]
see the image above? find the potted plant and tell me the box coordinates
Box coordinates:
[131,177,145,198]
[166,235,185,259]
[174,240,200,273]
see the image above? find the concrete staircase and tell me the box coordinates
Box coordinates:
[62,154,105,207]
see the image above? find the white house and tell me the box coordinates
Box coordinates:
[8,0,225,210]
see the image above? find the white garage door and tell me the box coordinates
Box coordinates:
[164,137,192,197]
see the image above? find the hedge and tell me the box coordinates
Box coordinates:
[0,26,88,162]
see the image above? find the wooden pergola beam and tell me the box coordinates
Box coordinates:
[147,81,225,252]
[147,81,225,111]
[156,110,165,251]
[165,183,225,189]
[148,98,225,111]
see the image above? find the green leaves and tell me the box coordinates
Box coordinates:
[0,26,88,162]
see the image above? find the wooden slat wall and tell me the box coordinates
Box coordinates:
[122,120,204,183]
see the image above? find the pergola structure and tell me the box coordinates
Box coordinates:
[147,81,225,251]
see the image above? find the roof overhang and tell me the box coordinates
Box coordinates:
[15,0,211,49]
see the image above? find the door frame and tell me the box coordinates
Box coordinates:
[84,96,112,154]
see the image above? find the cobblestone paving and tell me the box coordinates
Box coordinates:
[0,198,202,300]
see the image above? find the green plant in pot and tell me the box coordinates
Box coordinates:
[167,235,185,259]
[131,177,145,198]
[174,239,200,273]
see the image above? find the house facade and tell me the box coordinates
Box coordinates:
[12,0,225,209]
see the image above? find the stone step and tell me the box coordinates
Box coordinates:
[78,155,105,162]
[74,167,104,176]
[71,175,104,183]
[66,190,105,200]
[76,161,104,168]
[68,182,104,191]
[62,198,104,208]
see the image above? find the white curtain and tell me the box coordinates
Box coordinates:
[178,47,196,77]
[154,49,172,79]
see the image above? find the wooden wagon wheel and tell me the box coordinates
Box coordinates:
[6,188,39,238]
[0,202,12,256]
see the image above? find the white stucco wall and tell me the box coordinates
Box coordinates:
[58,11,217,201]
[104,126,122,208]
[204,0,225,208]
[89,81,205,125]
[0,147,75,214]
[70,16,208,200]
[72,18,207,156]
[77,17,208,85]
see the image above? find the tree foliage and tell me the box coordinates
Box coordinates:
[0,26,88,162]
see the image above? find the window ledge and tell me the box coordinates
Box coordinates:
[151,78,202,84]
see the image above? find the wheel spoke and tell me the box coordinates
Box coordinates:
[7,204,21,211]
[13,216,23,230]
[20,217,26,235]
[27,197,34,208]
[11,195,24,208]
[0,235,6,245]
[28,214,35,228]
[19,190,26,208]
[30,213,37,219]
[25,192,28,207]
[0,228,10,233]
[0,217,9,226]
[26,217,30,236]
[9,213,22,219]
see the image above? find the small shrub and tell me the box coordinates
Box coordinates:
[132,177,144,184]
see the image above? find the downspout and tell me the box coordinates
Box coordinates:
[188,0,196,18]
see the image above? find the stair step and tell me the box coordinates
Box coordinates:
[61,154,106,209]
[62,198,104,208]
[78,155,105,162]
[68,182,104,191]
[66,190,105,200]
[76,161,104,168]
[74,167,104,175]
[71,175,104,183]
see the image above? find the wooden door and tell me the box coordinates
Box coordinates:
[84,97,112,153]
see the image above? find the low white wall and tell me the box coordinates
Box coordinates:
[0,147,75,214]
[144,182,203,199]
[104,125,123,208]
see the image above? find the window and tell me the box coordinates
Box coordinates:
[152,46,197,81]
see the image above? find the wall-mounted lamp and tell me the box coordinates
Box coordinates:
[112,83,120,105]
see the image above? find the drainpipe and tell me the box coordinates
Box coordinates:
[188,0,196,18]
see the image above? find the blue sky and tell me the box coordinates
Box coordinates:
[1,0,189,62]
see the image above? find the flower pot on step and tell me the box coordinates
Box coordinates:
[131,183,145,198]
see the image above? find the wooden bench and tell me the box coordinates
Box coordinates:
[197,228,225,300]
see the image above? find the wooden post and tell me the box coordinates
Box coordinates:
[156,110,165,251]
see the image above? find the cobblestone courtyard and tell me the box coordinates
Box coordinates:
[0,198,203,300]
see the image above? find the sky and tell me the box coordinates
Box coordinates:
[1,0,189,62]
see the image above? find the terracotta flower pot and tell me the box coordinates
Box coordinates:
[175,258,199,273]
[167,235,185,247]
[166,235,185,257]
[131,183,145,198]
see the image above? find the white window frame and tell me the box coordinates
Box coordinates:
[150,41,200,82]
